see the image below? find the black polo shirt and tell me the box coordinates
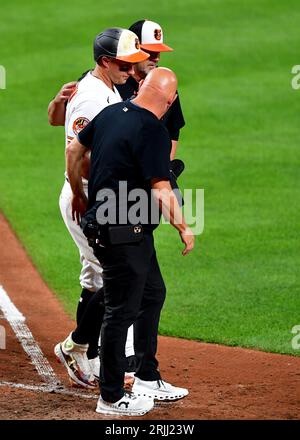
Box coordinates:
[116,76,185,141]
[78,100,171,229]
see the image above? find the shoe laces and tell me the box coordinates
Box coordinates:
[124,391,137,401]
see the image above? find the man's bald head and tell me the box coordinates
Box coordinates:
[133,67,178,119]
[141,67,177,98]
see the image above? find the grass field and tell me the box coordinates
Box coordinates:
[0,0,299,356]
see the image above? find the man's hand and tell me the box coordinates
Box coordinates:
[72,194,88,225]
[48,81,77,126]
[179,227,195,256]
[54,81,77,104]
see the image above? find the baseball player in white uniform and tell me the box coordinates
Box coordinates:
[53,28,149,388]
[61,73,121,293]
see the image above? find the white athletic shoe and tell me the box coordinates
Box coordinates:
[54,333,97,389]
[89,357,100,381]
[132,377,189,401]
[96,392,154,416]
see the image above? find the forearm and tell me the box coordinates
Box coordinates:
[152,181,187,233]
[48,81,76,126]
[66,141,87,199]
[160,190,187,233]
[48,99,66,126]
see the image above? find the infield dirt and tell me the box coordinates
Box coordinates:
[0,213,299,420]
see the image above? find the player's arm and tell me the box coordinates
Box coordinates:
[67,98,103,179]
[151,178,194,256]
[48,81,77,126]
[66,137,88,224]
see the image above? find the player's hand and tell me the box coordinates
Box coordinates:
[54,81,77,104]
[179,227,194,256]
[71,194,88,225]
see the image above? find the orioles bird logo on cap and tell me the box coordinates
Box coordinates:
[154,29,162,41]
[135,38,140,50]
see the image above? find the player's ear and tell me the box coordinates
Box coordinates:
[99,56,110,68]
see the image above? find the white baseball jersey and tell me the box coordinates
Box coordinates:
[65,71,122,147]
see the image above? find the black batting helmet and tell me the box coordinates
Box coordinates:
[93,28,149,63]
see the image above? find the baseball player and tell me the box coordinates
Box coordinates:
[51,28,149,388]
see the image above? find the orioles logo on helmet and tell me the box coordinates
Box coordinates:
[73,117,90,135]
[154,29,162,41]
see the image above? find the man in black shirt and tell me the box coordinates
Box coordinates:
[116,19,185,160]
[66,67,194,416]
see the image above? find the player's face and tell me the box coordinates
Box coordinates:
[107,59,135,84]
[134,50,161,79]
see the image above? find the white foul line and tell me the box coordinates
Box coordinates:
[0,381,98,399]
[0,285,59,386]
[0,285,101,399]
[0,286,174,405]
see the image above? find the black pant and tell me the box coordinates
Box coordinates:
[94,232,166,403]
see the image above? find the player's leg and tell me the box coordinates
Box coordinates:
[96,237,154,415]
[55,179,101,386]
[132,240,188,400]
[56,179,136,387]
[59,178,103,294]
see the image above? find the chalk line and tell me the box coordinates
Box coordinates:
[0,286,174,406]
[0,285,59,386]
[0,381,98,399]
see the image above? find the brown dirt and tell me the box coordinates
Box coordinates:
[0,212,299,420]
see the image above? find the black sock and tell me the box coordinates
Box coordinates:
[73,288,105,359]
[76,288,94,325]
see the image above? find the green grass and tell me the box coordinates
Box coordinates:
[0,0,299,356]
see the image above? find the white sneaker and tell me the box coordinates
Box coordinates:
[96,392,154,416]
[89,357,100,381]
[132,377,189,401]
[54,333,97,389]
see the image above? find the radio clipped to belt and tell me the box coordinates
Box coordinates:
[82,218,143,248]
[81,219,102,249]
